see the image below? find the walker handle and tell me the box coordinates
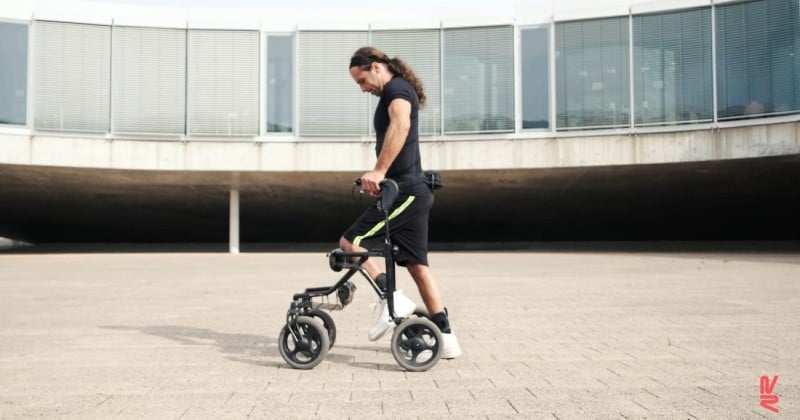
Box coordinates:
[353,178,399,212]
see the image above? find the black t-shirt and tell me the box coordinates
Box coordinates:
[374,76,426,193]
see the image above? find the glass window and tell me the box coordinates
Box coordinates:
[297,31,369,136]
[716,0,800,119]
[0,22,27,126]
[555,17,630,130]
[188,30,260,136]
[33,21,111,133]
[113,26,186,135]
[443,26,515,134]
[633,8,713,126]
[520,26,550,129]
[267,35,293,133]
[371,29,441,135]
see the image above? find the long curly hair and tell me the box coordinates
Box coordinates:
[349,46,427,109]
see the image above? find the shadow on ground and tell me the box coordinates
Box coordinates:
[103,325,285,368]
[101,325,400,370]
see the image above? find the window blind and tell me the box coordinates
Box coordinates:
[442,26,515,134]
[633,8,713,126]
[112,26,186,135]
[371,29,441,135]
[188,30,260,136]
[716,0,800,119]
[297,31,369,136]
[34,20,111,133]
[555,17,630,130]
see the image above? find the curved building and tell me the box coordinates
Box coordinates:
[1,0,799,251]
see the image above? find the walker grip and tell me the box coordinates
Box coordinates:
[353,178,399,212]
[378,179,399,212]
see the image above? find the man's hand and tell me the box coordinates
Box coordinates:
[359,170,385,196]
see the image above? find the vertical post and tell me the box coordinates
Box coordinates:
[711,1,719,125]
[628,9,635,130]
[229,189,240,254]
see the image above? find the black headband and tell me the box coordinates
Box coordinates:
[349,54,388,68]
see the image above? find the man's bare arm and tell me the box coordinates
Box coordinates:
[360,98,411,195]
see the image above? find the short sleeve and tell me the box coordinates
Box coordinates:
[384,78,414,104]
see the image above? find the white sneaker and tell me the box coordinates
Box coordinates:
[368,290,417,341]
[440,331,462,359]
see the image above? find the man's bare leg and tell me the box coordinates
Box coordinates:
[339,236,382,280]
[406,263,444,315]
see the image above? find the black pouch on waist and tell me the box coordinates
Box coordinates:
[422,170,443,191]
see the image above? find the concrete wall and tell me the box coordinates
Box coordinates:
[1,120,799,173]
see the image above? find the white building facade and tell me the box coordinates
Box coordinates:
[1,0,799,249]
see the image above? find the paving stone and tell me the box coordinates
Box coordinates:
[1,249,798,418]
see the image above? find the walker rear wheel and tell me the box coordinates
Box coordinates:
[412,308,430,319]
[278,316,329,369]
[390,317,442,372]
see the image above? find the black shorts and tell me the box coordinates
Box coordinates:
[343,190,433,267]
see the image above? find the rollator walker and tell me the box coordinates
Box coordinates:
[278,179,443,372]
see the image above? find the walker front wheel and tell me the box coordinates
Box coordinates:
[278,316,329,369]
[308,309,336,349]
[390,317,442,372]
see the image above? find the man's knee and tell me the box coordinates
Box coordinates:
[406,262,429,277]
[339,236,353,250]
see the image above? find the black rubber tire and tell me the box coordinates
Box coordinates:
[308,309,336,349]
[412,308,430,319]
[390,317,442,372]
[278,316,329,369]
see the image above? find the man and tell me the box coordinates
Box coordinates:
[341,46,461,359]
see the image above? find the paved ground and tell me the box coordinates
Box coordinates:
[1,245,798,419]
